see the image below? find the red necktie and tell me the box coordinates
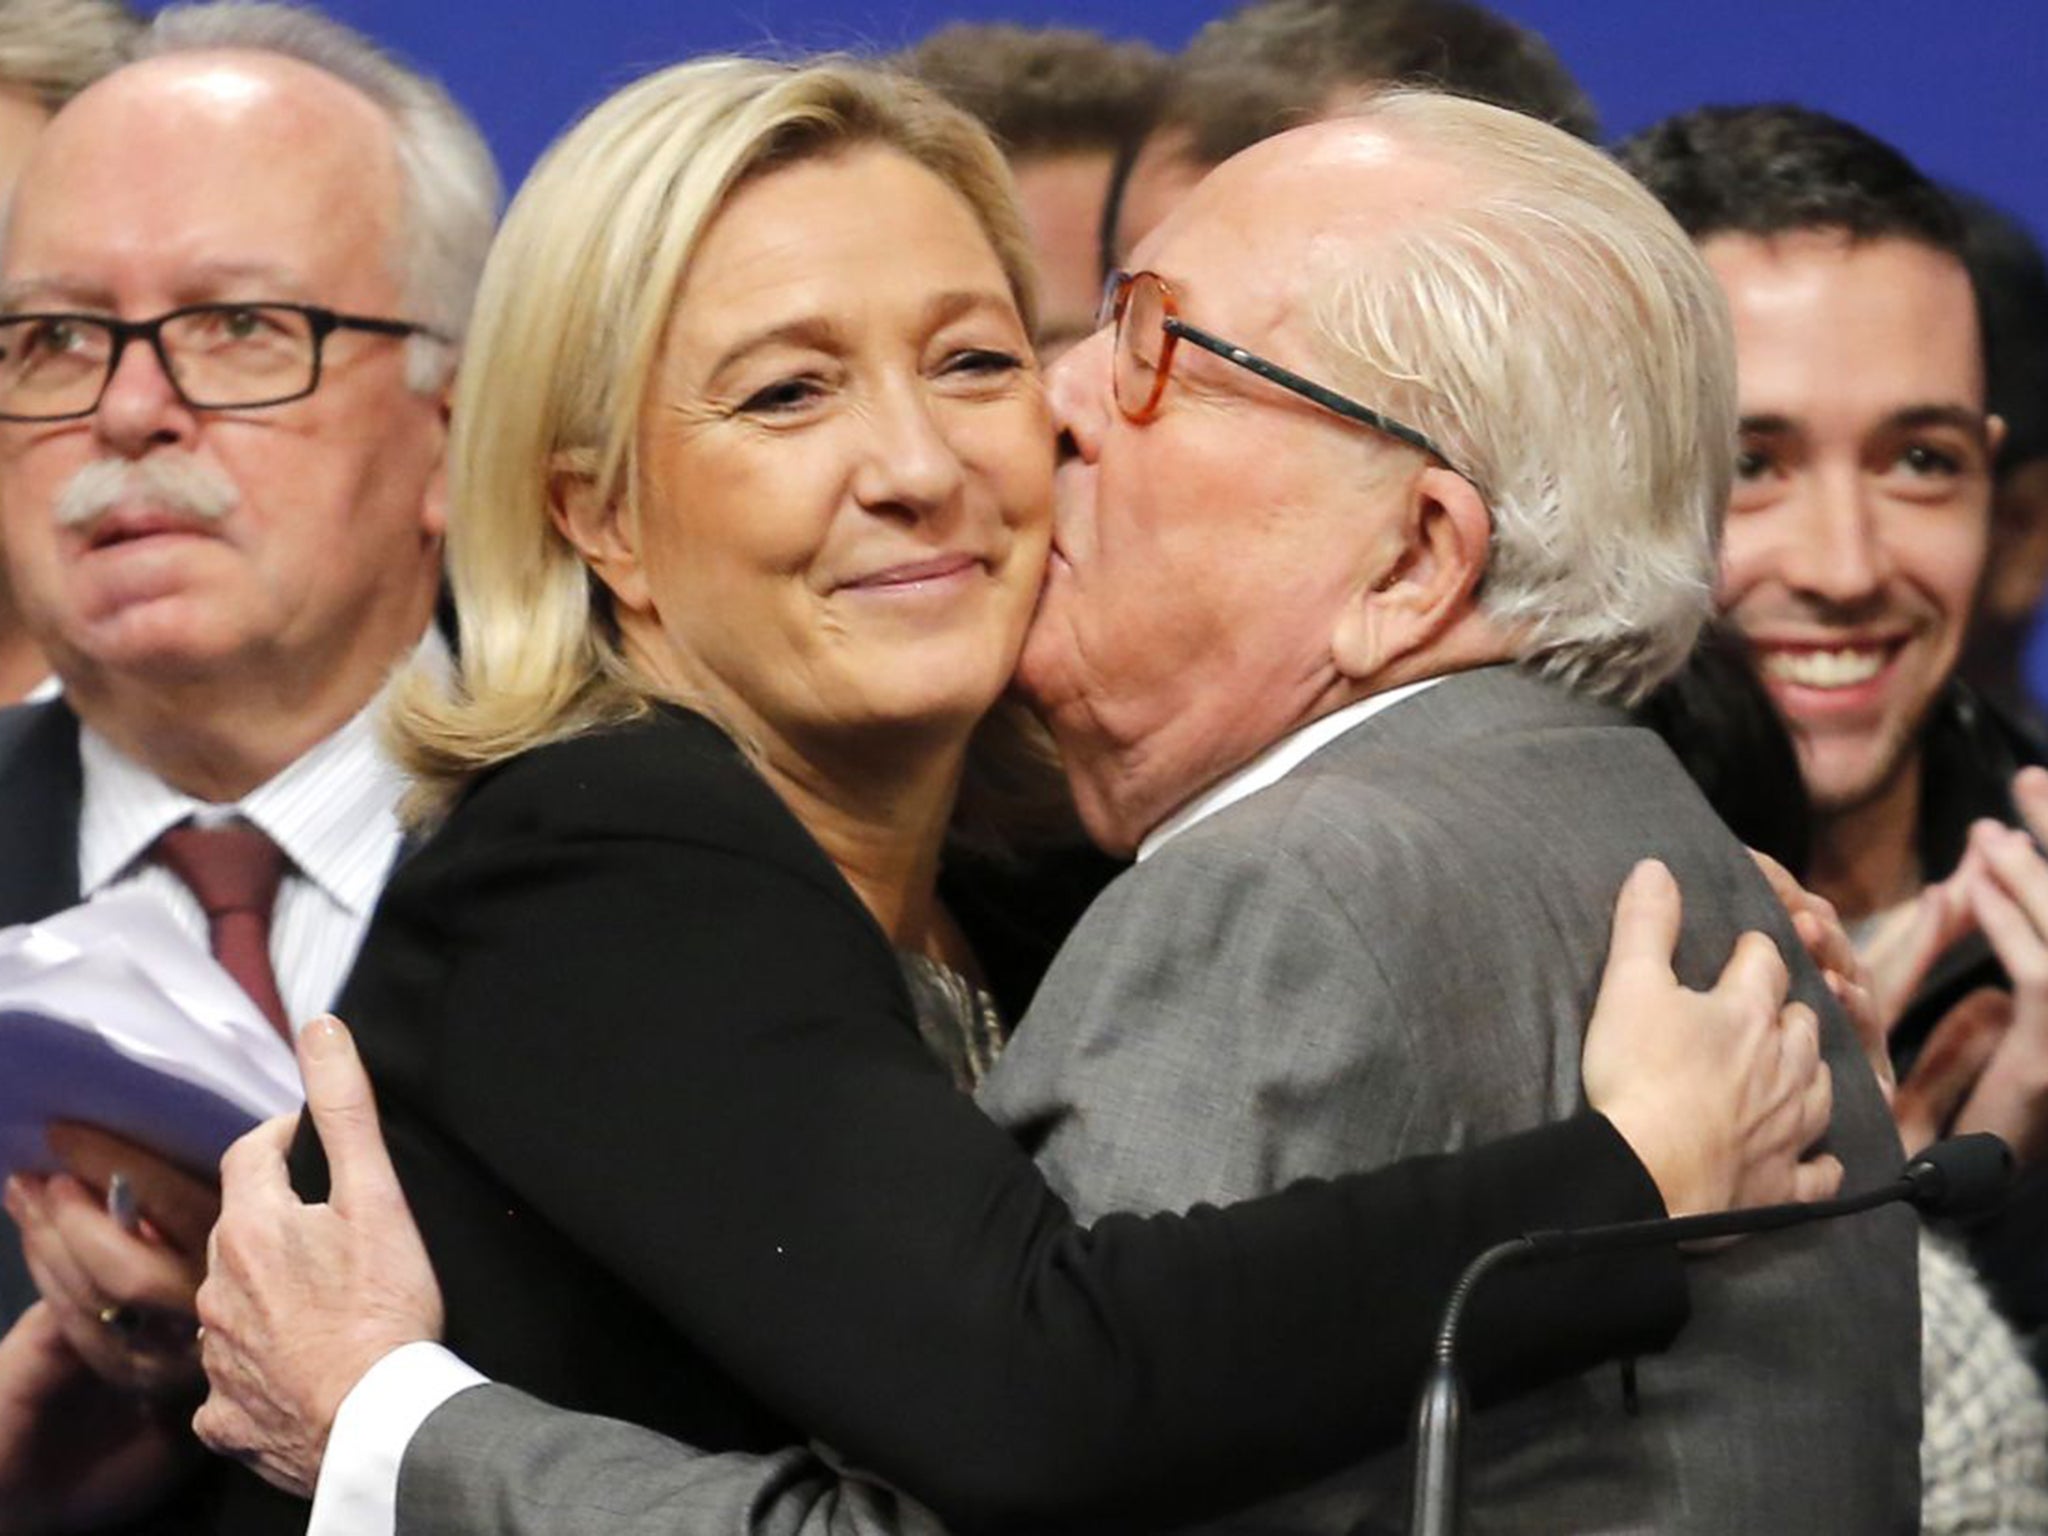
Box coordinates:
[151,820,293,1041]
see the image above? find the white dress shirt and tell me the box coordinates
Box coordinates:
[78,702,407,1033]
[307,675,1446,1536]
[1136,676,1443,860]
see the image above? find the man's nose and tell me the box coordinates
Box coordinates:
[1780,469,1890,605]
[1046,329,1113,463]
[93,335,195,456]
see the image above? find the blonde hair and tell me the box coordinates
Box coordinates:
[1305,89,1735,701]
[394,55,1060,839]
[0,0,135,110]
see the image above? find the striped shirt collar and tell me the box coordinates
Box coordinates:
[77,635,440,912]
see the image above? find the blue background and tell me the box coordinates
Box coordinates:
[138,1,2046,241]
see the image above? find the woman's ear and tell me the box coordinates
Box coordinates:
[1332,464,1492,682]
[548,461,653,617]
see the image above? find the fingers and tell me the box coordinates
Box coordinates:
[297,1016,403,1219]
[1895,989,2013,1155]
[1863,877,1980,1031]
[1966,823,2048,996]
[1601,860,1682,984]
[1791,1153,1845,1205]
[1789,906,1854,996]
[44,1127,220,1258]
[37,1175,202,1315]
[10,1180,102,1326]
[1794,1048,1833,1156]
[1713,928,1792,1024]
[1747,847,1801,913]
[1822,965,1896,1101]
[2014,765,2048,843]
[217,1114,300,1214]
[1768,1004,1835,1177]
[1754,850,1859,991]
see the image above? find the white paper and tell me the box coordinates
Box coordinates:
[0,890,302,1181]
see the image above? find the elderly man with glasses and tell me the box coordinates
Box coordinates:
[983,96,1916,1532]
[0,1,495,1525]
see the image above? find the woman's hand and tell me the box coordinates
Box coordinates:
[194,1015,444,1499]
[1582,860,1838,1220]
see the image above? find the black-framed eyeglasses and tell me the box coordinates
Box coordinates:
[1100,270,1462,474]
[0,302,451,423]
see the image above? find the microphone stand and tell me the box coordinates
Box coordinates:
[1403,1134,2010,1536]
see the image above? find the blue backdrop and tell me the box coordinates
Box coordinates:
[140,1,2045,241]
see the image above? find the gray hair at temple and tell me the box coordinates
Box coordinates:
[0,0,136,109]
[132,1,501,388]
[1307,90,1733,700]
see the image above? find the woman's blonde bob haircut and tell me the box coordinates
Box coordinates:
[392,56,1052,827]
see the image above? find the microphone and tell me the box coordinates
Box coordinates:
[1403,1135,2010,1536]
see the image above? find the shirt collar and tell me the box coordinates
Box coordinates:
[77,630,444,910]
[1136,676,1443,862]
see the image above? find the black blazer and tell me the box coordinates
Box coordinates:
[0,700,83,1324]
[224,706,1689,1535]
[0,700,84,925]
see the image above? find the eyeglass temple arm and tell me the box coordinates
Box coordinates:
[1165,317,1449,464]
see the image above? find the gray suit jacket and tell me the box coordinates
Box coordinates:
[395,669,1918,1535]
[981,667,1919,1534]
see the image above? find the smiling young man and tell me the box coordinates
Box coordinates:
[1622,107,2048,1354]
[1624,110,2004,931]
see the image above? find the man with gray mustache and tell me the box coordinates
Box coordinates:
[0,2,496,1522]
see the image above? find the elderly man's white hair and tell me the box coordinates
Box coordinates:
[0,0,136,108]
[1306,88,1735,703]
[131,1,502,390]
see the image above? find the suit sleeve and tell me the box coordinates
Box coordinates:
[341,784,1685,1534]
[399,1383,949,1536]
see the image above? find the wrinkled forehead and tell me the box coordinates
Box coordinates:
[3,53,402,299]
[1130,120,1454,348]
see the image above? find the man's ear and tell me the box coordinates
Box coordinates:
[1332,464,1491,682]
[419,384,455,543]
[548,458,653,617]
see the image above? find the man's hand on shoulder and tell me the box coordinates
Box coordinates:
[195,1015,444,1499]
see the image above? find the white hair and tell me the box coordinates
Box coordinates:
[1305,89,1735,701]
[131,2,501,391]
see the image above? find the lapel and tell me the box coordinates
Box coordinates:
[0,700,83,926]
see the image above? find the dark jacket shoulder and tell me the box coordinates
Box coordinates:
[0,699,82,924]
[415,705,861,910]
